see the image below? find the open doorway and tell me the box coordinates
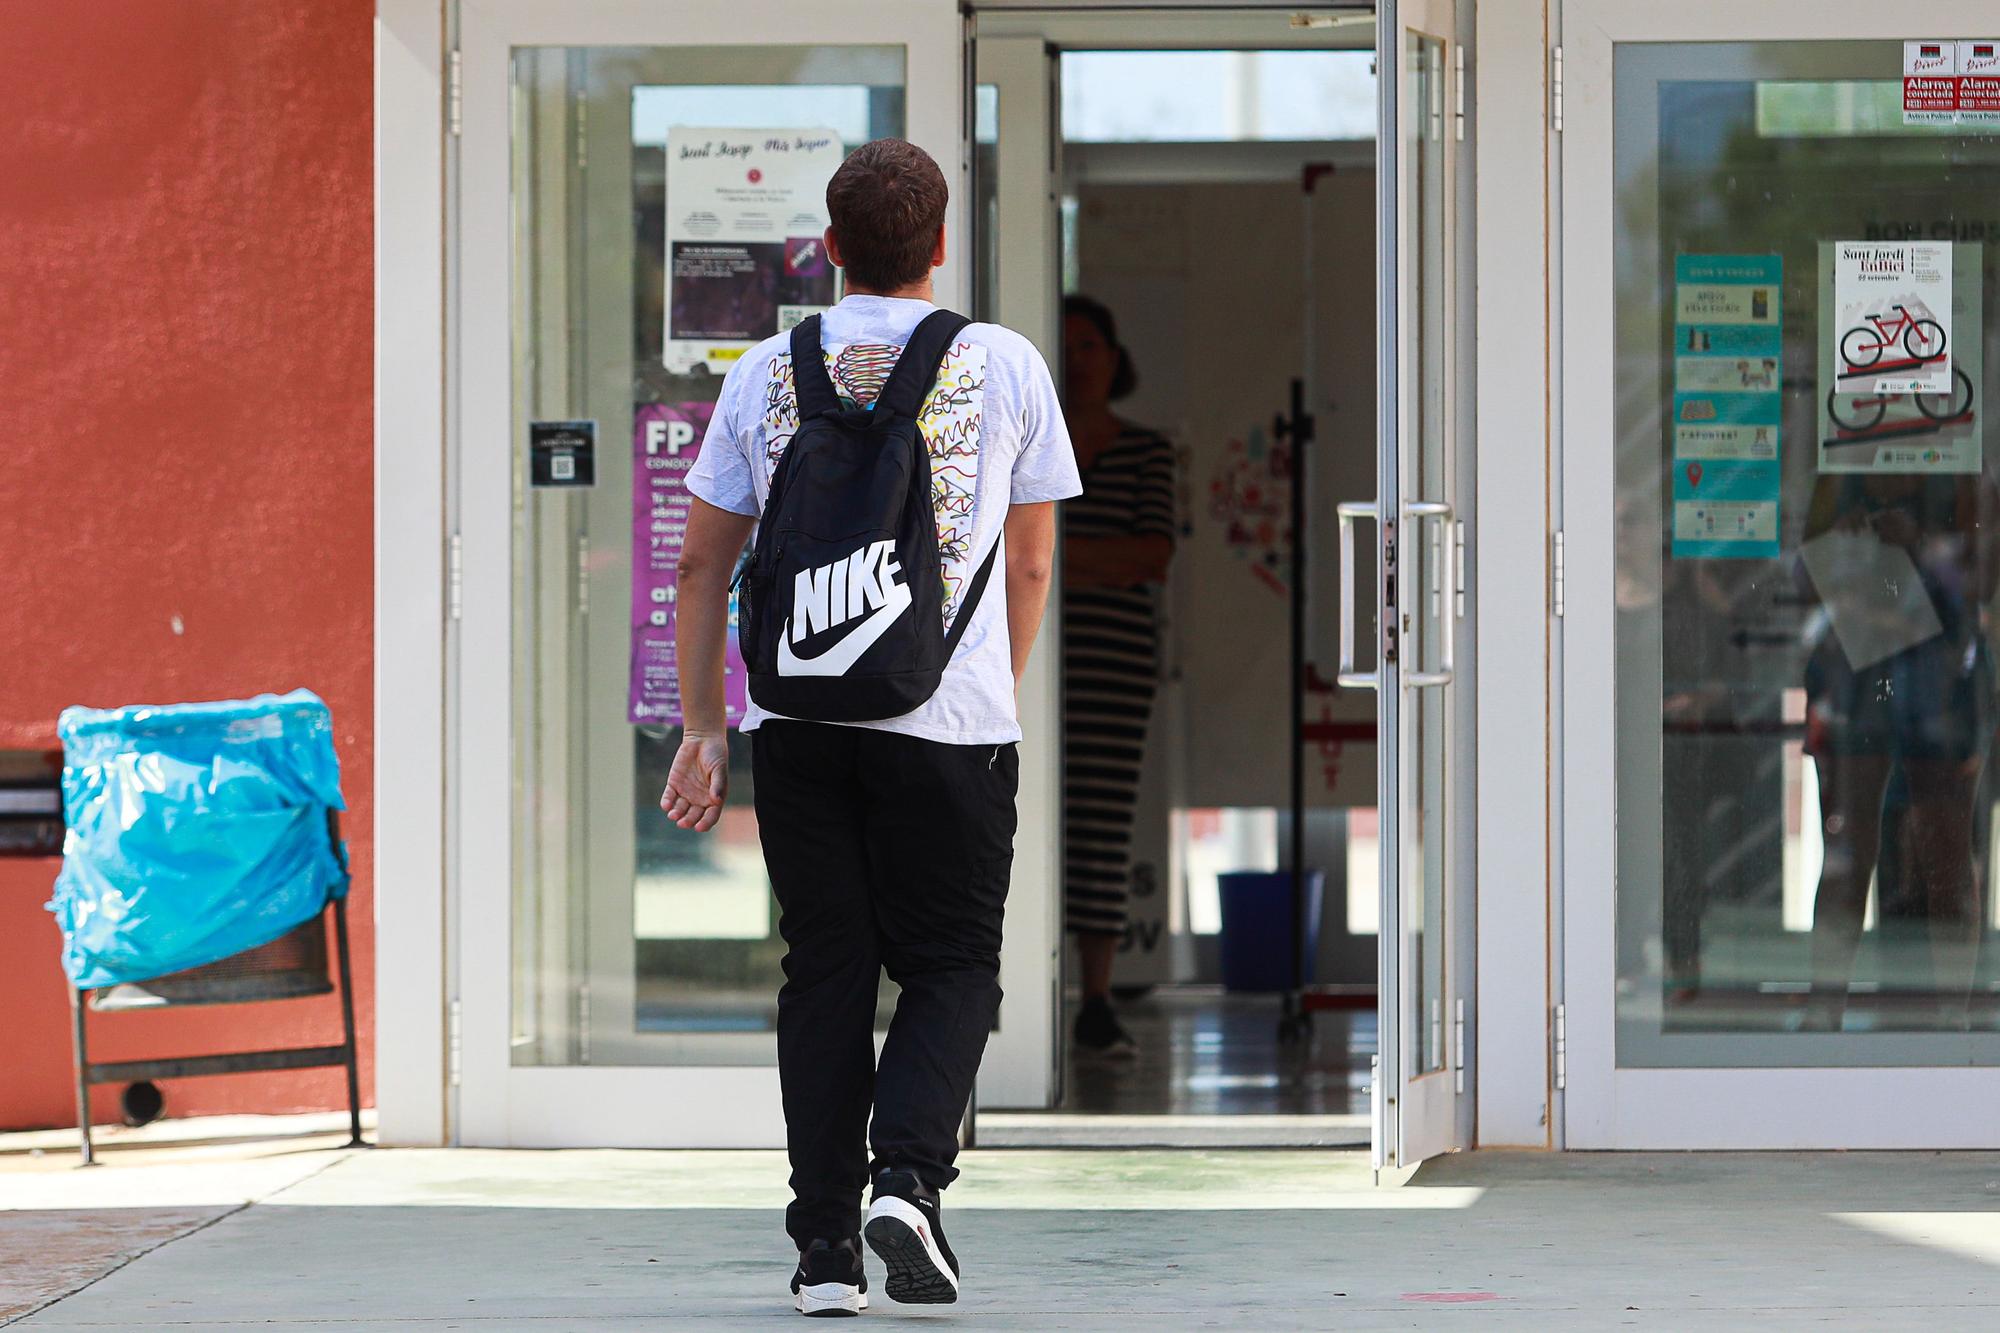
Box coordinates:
[977,33,1383,1146]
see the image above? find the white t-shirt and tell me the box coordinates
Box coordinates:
[686,294,1082,746]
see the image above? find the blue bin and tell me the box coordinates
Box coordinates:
[47,690,349,990]
[1218,869,1324,993]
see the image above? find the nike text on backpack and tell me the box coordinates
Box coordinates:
[738,309,999,722]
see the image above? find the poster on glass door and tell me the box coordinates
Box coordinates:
[1831,241,1951,393]
[663,128,844,374]
[629,402,748,728]
[1903,40,2000,126]
[1818,241,1981,474]
[1964,41,2000,124]
[1670,254,1782,559]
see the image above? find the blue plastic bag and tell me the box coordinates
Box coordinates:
[46,690,349,990]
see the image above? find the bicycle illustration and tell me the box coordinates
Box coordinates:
[1839,303,1948,371]
[1826,365,1975,433]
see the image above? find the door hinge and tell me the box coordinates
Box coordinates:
[447,48,463,137]
[576,533,590,615]
[447,532,464,622]
[1551,45,1564,134]
[1368,1053,1388,1176]
[1454,45,1468,142]
[1046,47,1062,175]
[1551,530,1565,618]
[447,997,463,1087]
[1452,520,1467,618]
[1453,997,1467,1094]
[574,89,588,170]
[578,983,593,1065]
[1430,48,1445,141]
[1553,1003,1568,1091]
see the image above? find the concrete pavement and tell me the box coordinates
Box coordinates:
[6,1117,2000,1329]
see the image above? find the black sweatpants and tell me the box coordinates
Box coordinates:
[751,719,1018,1248]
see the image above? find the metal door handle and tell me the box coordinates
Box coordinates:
[1402,499,1453,688]
[1336,501,1380,690]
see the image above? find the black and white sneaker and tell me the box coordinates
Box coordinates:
[791,1237,868,1317]
[864,1169,960,1305]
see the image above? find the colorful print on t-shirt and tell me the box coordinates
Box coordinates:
[760,339,989,621]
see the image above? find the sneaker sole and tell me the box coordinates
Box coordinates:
[865,1198,959,1305]
[794,1282,866,1317]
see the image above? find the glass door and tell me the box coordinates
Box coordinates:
[454,0,965,1146]
[1349,0,1472,1171]
[1562,0,2000,1147]
[1395,0,1469,1168]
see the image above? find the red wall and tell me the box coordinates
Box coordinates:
[0,1,376,1130]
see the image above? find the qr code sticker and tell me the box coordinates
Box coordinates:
[551,455,576,481]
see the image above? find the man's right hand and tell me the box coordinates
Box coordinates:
[661,730,731,832]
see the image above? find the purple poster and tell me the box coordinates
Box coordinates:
[628,402,749,727]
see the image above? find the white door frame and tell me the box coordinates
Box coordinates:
[973,7,1375,48]
[1468,0,1557,1153]
[451,0,966,1147]
[971,33,1066,1111]
[375,0,451,1148]
[1559,0,2000,1149]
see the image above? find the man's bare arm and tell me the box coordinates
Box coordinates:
[1004,501,1057,686]
[662,497,758,831]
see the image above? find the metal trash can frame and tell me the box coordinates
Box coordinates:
[66,807,363,1164]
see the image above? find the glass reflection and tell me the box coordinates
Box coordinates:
[1614,44,2000,1065]
[509,47,906,1065]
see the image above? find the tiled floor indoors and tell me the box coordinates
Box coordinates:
[975,986,1373,1148]
[1058,986,1374,1117]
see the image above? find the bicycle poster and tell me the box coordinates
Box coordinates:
[1832,241,1952,394]
[1818,241,1981,475]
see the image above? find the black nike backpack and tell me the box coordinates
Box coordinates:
[737,309,999,722]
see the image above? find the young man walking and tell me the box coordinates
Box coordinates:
[663,138,1079,1316]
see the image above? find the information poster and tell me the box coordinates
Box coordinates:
[628,402,748,728]
[663,128,843,374]
[1819,241,1982,475]
[1671,255,1782,559]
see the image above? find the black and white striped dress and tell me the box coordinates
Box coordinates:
[1063,424,1176,937]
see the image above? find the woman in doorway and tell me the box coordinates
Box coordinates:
[1061,295,1177,1057]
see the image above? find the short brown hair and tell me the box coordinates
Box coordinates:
[825,139,948,292]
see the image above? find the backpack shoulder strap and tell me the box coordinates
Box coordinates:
[789,315,841,420]
[943,538,1002,656]
[875,309,972,421]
